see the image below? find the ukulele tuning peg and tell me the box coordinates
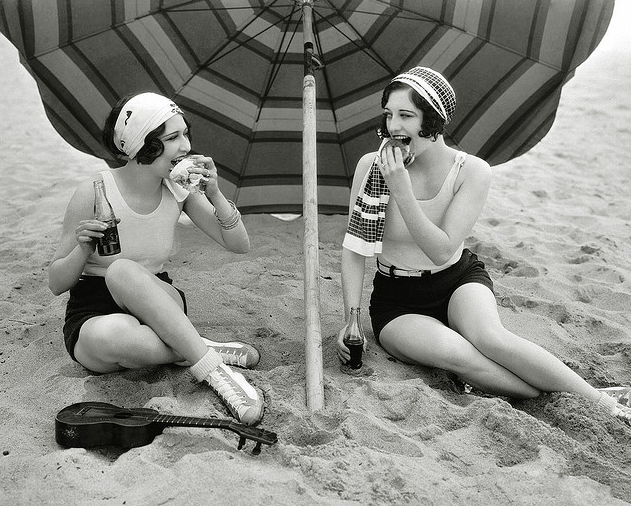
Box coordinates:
[252,442,262,455]
[238,436,246,450]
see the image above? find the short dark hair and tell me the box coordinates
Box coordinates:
[378,81,446,141]
[102,93,192,165]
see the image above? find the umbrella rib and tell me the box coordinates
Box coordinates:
[307,2,437,22]
[227,0,302,195]
[13,2,575,75]
[364,0,442,22]
[309,10,354,184]
[195,4,296,68]
[260,3,302,101]
[159,2,294,91]
[313,4,394,74]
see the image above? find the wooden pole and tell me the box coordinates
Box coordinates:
[301,0,324,412]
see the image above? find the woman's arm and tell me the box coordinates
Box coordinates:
[340,152,375,314]
[337,153,374,360]
[338,247,367,362]
[384,149,491,265]
[184,191,250,253]
[49,180,106,295]
[182,156,249,253]
[341,247,367,317]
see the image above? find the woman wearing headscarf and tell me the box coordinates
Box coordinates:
[338,67,630,424]
[49,92,264,426]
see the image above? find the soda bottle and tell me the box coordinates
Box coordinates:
[93,180,121,256]
[343,307,365,369]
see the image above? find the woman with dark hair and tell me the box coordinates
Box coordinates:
[49,92,264,426]
[338,67,630,424]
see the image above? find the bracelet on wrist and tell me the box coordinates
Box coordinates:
[214,200,241,230]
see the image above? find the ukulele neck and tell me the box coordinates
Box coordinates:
[151,414,228,429]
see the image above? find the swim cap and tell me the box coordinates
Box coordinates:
[391,67,456,124]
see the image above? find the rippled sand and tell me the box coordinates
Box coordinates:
[1,6,630,505]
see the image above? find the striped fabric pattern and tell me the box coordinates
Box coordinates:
[0,0,614,214]
[342,154,390,257]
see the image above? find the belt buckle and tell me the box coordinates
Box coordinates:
[381,261,431,278]
[398,268,430,277]
[408,269,432,278]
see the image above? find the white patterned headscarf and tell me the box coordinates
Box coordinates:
[113,92,183,159]
[391,67,456,124]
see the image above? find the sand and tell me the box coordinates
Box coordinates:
[1,5,630,506]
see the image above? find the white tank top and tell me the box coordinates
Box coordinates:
[379,152,467,270]
[83,170,182,276]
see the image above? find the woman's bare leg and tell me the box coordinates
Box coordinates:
[74,259,207,373]
[448,283,600,402]
[379,314,541,398]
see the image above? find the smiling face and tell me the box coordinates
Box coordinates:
[153,114,191,173]
[382,88,431,156]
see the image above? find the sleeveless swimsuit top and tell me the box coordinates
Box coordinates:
[83,170,183,276]
[379,152,467,271]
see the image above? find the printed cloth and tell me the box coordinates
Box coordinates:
[342,140,390,257]
[113,92,183,159]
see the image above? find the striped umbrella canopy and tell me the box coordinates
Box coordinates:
[0,0,614,215]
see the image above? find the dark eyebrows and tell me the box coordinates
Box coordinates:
[160,128,187,139]
[383,107,417,115]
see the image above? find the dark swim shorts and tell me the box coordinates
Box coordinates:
[369,249,493,343]
[62,272,187,362]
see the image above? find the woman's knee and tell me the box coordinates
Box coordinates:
[437,341,486,375]
[105,258,144,286]
[78,314,139,360]
[463,324,516,359]
[380,323,477,373]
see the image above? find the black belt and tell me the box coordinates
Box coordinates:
[377,259,440,278]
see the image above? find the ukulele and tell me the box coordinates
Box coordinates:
[55,402,278,454]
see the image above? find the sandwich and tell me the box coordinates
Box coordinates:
[169,157,207,193]
[379,138,415,166]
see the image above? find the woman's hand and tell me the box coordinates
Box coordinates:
[187,154,220,199]
[379,145,412,193]
[337,326,350,364]
[336,326,368,364]
[380,144,406,172]
[75,219,108,254]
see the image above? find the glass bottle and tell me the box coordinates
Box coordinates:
[343,307,365,369]
[93,180,121,256]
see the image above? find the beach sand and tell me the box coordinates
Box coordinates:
[1,5,630,505]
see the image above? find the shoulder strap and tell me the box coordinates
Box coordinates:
[99,170,116,194]
[454,151,467,171]
[445,152,467,195]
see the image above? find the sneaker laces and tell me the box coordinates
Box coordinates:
[175,338,260,368]
[207,364,263,425]
[207,341,259,368]
[221,349,253,368]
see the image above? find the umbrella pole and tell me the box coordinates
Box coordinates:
[302,0,324,413]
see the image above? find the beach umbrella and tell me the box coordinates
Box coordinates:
[0,0,615,214]
[0,0,614,411]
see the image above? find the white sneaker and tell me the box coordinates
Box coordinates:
[176,337,260,368]
[596,386,630,407]
[597,390,631,426]
[206,363,264,426]
[612,403,631,426]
